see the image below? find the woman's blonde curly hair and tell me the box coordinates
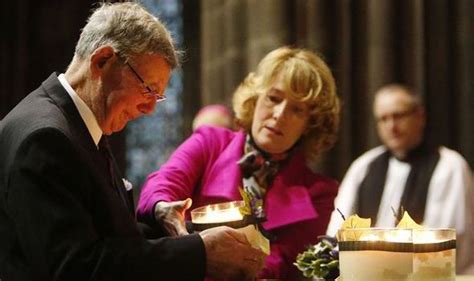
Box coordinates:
[232,47,340,161]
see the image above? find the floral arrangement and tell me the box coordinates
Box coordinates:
[294,236,339,279]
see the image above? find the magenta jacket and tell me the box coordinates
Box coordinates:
[137,126,338,280]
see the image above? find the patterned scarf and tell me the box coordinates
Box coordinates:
[237,135,289,222]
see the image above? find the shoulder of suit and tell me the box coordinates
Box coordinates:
[1,95,72,146]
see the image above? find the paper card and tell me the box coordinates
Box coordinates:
[238,224,270,255]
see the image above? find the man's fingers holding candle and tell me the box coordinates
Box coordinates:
[227,226,251,244]
[200,226,266,280]
[154,198,192,236]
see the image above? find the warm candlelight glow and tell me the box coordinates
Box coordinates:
[338,228,456,281]
[190,201,271,254]
[348,228,446,244]
[413,229,438,244]
[191,201,244,224]
[357,228,412,243]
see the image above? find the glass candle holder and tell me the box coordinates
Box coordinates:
[337,228,456,281]
[190,200,270,255]
[191,201,247,231]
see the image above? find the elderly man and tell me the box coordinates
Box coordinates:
[0,3,264,281]
[326,84,473,271]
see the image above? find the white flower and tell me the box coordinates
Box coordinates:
[122,178,133,191]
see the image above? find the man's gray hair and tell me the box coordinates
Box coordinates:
[75,2,179,68]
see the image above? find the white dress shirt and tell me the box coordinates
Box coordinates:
[58,73,102,146]
[376,157,411,226]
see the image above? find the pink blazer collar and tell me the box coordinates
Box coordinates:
[263,154,318,230]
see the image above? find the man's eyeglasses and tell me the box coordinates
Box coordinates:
[376,108,417,125]
[124,61,166,103]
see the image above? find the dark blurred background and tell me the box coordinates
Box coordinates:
[1,0,473,192]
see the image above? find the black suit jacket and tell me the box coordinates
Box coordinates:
[0,73,205,281]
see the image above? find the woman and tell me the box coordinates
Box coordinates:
[137,47,340,279]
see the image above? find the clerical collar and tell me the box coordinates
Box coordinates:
[391,140,437,163]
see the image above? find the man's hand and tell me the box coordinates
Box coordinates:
[199,226,266,281]
[154,198,192,236]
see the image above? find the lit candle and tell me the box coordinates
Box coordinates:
[412,229,456,281]
[191,201,244,224]
[338,228,456,281]
[190,200,270,255]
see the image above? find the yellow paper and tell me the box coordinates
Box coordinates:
[238,225,270,255]
[396,211,423,229]
[341,214,371,229]
[238,188,252,216]
[337,214,371,241]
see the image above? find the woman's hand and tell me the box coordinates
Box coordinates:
[154,198,192,236]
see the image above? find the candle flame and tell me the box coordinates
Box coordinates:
[354,229,447,243]
[192,202,244,224]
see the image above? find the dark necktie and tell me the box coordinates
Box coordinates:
[98,136,131,211]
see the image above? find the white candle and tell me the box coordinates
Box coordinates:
[338,228,456,281]
[412,229,456,281]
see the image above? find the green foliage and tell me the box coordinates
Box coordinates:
[294,236,339,279]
